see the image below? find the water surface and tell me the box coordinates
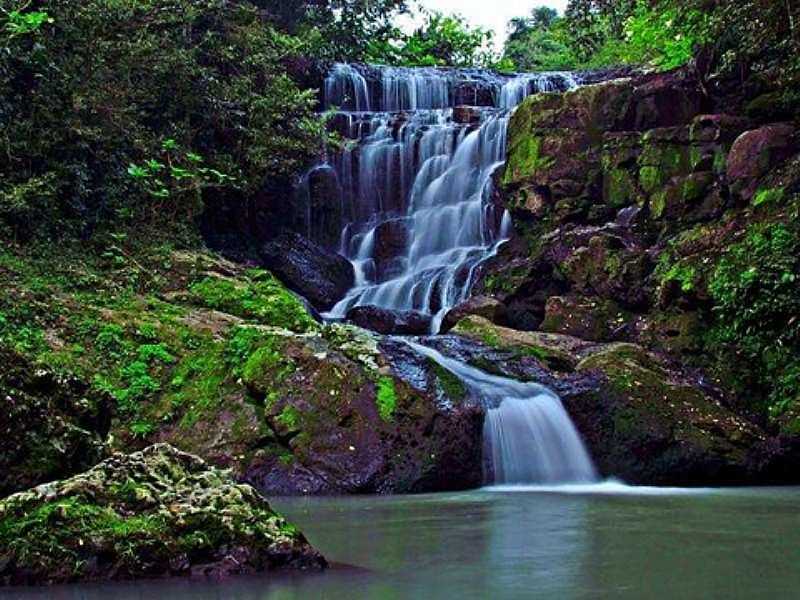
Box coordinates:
[6,485,800,599]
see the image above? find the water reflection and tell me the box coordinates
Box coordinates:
[4,488,800,600]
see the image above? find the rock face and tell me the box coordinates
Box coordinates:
[474,64,800,442]
[260,231,354,311]
[0,347,111,497]
[235,325,484,494]
[441,295,507,333]
[346,305,431,335]
[449,317,797,485]
[726,123,796,200]
[0,444,325,585]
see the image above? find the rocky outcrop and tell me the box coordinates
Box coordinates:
[260,231,354,311]
[237,325,483,494]
[448,316,798,485]
[346,305,431,335]
[441,295,507,333]
[0,444,325,585]
[0,347,111,497]
[726,123,796,200]
[157,321,484,495]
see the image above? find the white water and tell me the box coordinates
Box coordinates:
[314,64,579,333]
[317,64,595,488]
[406,341,598,486]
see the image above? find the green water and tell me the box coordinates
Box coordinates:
[4,484,800,599]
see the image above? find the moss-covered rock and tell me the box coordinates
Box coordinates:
[0,444,325,585]
[446,317,798,485]
[234,325,484,495]
[0,347,111,497]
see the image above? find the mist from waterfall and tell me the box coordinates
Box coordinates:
[313,64,578,333]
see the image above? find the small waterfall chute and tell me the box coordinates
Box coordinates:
[405,341,598,486]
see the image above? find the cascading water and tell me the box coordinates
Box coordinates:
[314,64,579,333]
[311,63,595,487]
[407,342,598,486]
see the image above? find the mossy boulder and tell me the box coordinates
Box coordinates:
[448,317,794,485]
[567,344,765,485]
[0,444,325,585]
[162,321,484,496]
[0,347,111,497]
[727,123,797,201]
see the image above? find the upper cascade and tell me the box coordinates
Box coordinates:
[324,63,578,112]
[302,64,581,333]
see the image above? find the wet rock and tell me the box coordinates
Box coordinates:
[373,218,410,280]
[453,106,482,124]
[0,444,325,585]
[346,305,431,335]
[199,324,484,495]
[727,123,796,200]
[447,317,790,485]
[260,231,354,311]
[0,347,111,497]
[441,296,507,333]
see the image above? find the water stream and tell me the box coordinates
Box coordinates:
[311,64,578,332]
[406,341,598,486]
[309,64,594,488]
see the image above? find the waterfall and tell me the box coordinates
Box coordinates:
[313,64,595,487]
[406,341,598,486]
[314,64,579,333]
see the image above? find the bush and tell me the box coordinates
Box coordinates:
[0,0,325,239]
[708,222,800,417]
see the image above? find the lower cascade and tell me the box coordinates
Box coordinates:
[407,342,598,486]
[305,64,579,332]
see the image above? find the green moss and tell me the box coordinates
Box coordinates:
[0,497,168,579]
[639,165,662,194]
[753,187,785,207]
[428,359,467,401]
[189,273,317,333]
[276,406,302,431]
[376,377,397,422]
[503,134,555,185]
[604,168,637,208]
[241,339,295,388]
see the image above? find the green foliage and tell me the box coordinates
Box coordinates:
[0,0,325,239]
[708,222,800,418]
[3,8,52,37]
[260,0,408,62]
[376,376,397,422]
[368,11,496,68]
[503,8,579,71]
[753,188,785,208]
[189,272,318,333]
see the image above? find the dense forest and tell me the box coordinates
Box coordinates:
[1,0,799,593]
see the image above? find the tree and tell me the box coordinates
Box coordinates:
[503,7,579,72]
[371,11,496,68]
[255,0,409,61]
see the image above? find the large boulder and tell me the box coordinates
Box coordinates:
[449,316,797,485]
[0,444,325,585]
[0,347,111,497]
[727,123,796,200]
[441,295,508,333]
[157,322,484,495]
[260,231,354,311]
[346,305,431,335]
